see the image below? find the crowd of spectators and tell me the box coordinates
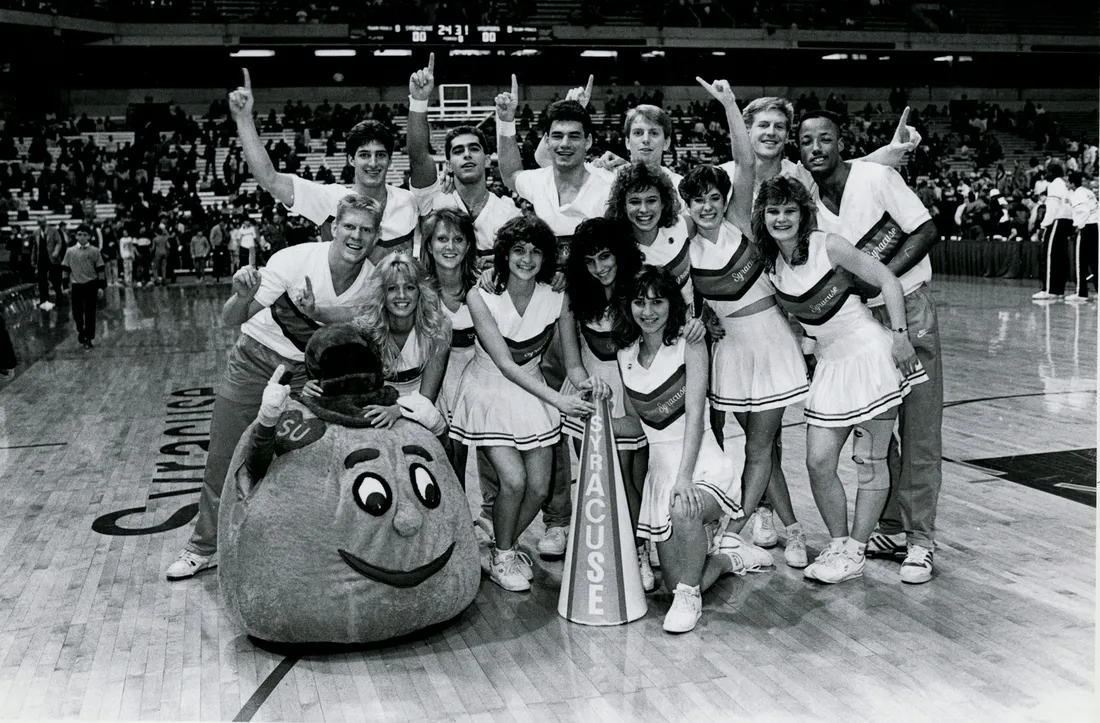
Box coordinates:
[0,0,535,24]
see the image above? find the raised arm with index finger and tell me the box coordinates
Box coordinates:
[229,69,296,207]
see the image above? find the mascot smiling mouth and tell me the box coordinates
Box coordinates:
[338,543,456,588]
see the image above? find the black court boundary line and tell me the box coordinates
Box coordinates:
[234,656,301,722]
[0,442,67,450]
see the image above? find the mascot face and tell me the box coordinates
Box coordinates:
[335,437,454,587]
[218,405,480,645]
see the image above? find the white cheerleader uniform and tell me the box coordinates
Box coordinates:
[618,337,742,542]
[638,216,694,308]
[438,301,475,421]
[771,231,928,427]
[385,327,425,398]
[689,221,809,413]
[560,312,649,451]
[449,283,564,450]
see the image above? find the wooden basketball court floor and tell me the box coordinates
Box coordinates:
[0,276,1094,723]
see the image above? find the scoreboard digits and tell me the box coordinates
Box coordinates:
[362,24,542,45]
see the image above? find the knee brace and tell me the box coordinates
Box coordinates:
[852,426,890,492]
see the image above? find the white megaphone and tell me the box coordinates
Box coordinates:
[557,395,647,625]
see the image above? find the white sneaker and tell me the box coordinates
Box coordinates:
[537,526,567,559]
[662,583,702,633]
[900,544,934,584]
[38,300,55,311]
[637,544,657,592]
[750,508,778,548]
[166,550,216,580]
[803,540,844,581]
[718,530,773,571]
[514,550,534,582]
[1065,294,1090,303]
[711,542,748,577]
[1031,290,1061,300]
[784,527,809,569]
[489,548,531,592]
[809,549,865,584]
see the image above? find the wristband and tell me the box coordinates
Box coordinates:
[497,119,516,137]
[408,97,429,113]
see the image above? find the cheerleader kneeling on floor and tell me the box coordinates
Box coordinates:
[449,215,597,593]
[755,176,927,585]
[614,265,745,634]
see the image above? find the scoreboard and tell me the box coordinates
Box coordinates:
[356,24,549,46]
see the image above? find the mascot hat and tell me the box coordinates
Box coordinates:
[300,323,398,426]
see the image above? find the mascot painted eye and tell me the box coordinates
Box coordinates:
[353,473,392,516]
[410,464,441,508]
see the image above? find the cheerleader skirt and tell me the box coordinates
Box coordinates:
[636,433,743,542]
[560,358,649,451]
[449,355,562,450]
[437,348,474,422]
[804,317,928,428]
[709,305,810,413]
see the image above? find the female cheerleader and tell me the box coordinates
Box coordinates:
[561,216,660,590]
[683,78,810,569]
[754,176,925,584]
[605,162,705,344]
[615,265,745,633]
[449,215,597,592]
[351,253,450,427]
[419,208,480,482]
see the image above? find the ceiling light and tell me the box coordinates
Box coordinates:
[712,51,726,56]
[230,49,274,58]
[315,49,356,57]
[580,50,617,58]
[373,49,413,57]
[822,53,848,60]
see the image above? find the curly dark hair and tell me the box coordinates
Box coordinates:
[419,208,479,295]
[492,214,557,288]
[565,217,644,325]
[345,120,395,157]
[605,162,681,231]
[752,175,818,273]
[678,164,732,205]
[612,264,688,349]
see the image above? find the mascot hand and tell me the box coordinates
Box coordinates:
[258,364,291,426]
[398,393,446,436]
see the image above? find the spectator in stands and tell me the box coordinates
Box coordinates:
[151,224,170,284]
[1067,171,1098,302]
[31,218,59,310]
[190,226,211,282]
[60,223,105,351]
[134,226,152,286]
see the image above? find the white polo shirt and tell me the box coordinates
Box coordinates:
[813,160,932,307]
[412,177,522,255]
[287,175,419,253]
[513,165,613,237]
[241,242,374,361]
[1071,186,1098,228]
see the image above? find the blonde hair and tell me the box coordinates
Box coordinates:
[353,254,451,377]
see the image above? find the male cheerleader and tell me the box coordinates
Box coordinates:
[798,110,942,584]
[228,68,418,264]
